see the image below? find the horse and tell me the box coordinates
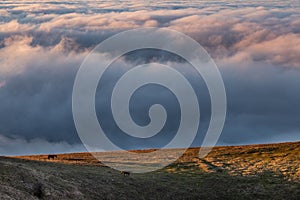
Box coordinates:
[120,171,131,176]
[48,154,58,159]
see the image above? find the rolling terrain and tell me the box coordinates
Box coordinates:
[1,141,300,199]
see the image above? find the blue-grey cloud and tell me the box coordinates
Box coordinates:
[0,0,299,155]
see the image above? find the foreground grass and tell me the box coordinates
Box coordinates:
[0,160,299,199]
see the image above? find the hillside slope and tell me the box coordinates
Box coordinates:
[1,141,300,199]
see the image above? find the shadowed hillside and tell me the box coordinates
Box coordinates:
[0,141,299,199]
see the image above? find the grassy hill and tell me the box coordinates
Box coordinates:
[1,141,300,199]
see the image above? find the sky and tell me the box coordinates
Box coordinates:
[0,0,299,155]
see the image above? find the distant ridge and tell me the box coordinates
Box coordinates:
[12,140,300,179]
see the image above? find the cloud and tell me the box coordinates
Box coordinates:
[0,0,299,155]
[0,81,6,88]
[0,20,33,32]
[0,35,86,77]
[218,62,300,145]
[1,1,299,66]
[0,134,86,156]
[0,35,87,146]
[241,34,300,67]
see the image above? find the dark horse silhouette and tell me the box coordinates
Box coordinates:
[120,171,131,176]
[48,154,58,159]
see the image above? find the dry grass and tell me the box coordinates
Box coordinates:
[14,141,300,180]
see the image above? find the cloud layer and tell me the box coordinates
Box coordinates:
[0,0,299,155]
